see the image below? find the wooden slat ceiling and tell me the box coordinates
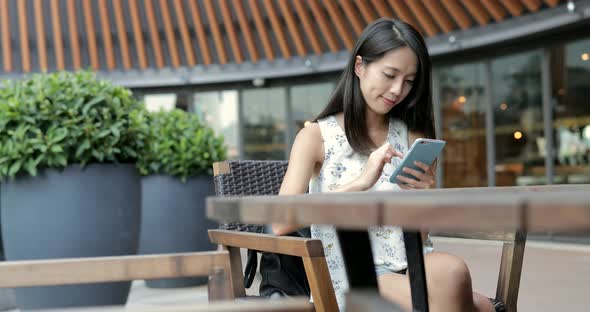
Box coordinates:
[0,0,565,74]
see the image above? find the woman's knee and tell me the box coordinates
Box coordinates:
[426,253,472,294]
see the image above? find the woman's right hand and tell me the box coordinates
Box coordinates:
[356,143,403,191]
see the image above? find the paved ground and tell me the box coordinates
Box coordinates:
[436,237,590,312]
[2,237,590,311]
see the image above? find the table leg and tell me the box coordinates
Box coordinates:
[336,229,378,287]
[403,230,429,312]
[337,230,406,311]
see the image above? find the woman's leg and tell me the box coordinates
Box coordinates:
[377,252,494,312]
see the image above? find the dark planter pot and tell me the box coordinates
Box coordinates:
[0,164,141,310]
[0,194,3,261]
[0,188,16,312]
[139,174,217,288]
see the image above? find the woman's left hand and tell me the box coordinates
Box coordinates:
[396,161,435,190]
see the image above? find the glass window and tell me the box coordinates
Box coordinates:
[193,91,240,160]
[438,63,488,187]
[492,52,544,186]
[550,37,590,184]
[242,87,288,160]
[290,82,334,134]
[144,93,177,112]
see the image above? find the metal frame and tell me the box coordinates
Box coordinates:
[431,67,444,188]
[484,60,496,187]
[237,90,245,160]
[541,47,555,185]
[285,86,294,159]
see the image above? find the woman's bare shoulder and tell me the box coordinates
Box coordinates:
[293,122,324,163]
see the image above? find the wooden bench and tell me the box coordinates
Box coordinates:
[0,251,312,311]
[31,299,313,312]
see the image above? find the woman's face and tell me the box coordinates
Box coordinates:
[354,46,418,116]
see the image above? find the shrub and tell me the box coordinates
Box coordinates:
[137,109,226,181]
[0,71,149,179]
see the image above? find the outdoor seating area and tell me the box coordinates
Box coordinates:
[1,1,590,311]
[2,160,587,311]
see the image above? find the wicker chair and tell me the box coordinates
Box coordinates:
[209,160,338,312]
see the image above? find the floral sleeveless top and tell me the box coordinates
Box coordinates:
[308,115,434,309]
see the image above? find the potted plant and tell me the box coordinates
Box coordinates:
[137,109,226,288]
[0,71,148,309]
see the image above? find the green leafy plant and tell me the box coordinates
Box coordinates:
[138,109,226,181]
[0,71,149,179]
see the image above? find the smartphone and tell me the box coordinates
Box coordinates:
[389,138,446,184]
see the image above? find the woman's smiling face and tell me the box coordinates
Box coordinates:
[354,46,418,116]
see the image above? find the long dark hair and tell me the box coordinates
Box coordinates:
[314,18,435,155]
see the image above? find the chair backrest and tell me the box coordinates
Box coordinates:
[212,160,313,299]
[213,160,288,197]
[213,160,289,233]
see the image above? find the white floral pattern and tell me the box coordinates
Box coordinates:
[309,115,434,310]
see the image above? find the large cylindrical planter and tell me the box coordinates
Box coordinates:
[139,174,217,288]
[0,164,141,310]
[0,187,17,312]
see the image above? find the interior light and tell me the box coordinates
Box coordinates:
[514,131,523,140]
[583,126,590,139]
[582,53,589,61]
[567,0,576,13]
[304,121,312,128]
[500,103,508,110]
[458,96,466,103]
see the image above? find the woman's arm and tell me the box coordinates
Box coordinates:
[272,124,324,235]
[273,125,403,235]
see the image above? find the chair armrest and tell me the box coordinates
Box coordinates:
[433,231,516,241]
[208,229,324,258]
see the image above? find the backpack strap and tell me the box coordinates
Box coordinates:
[219,222,264,288]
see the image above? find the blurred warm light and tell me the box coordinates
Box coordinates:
[304,121,312,127]
[584,126,590,139]
[514,131,523,140]
[582,53,589,61]
[500,103,508,110]
[451,96,466,111]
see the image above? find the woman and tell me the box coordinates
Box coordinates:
[273,19,497,312]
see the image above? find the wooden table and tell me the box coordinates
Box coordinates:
[207,185,590,311]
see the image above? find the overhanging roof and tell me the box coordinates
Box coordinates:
[0,0,588,87]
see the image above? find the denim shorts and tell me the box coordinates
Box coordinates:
[375,265,407,276]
